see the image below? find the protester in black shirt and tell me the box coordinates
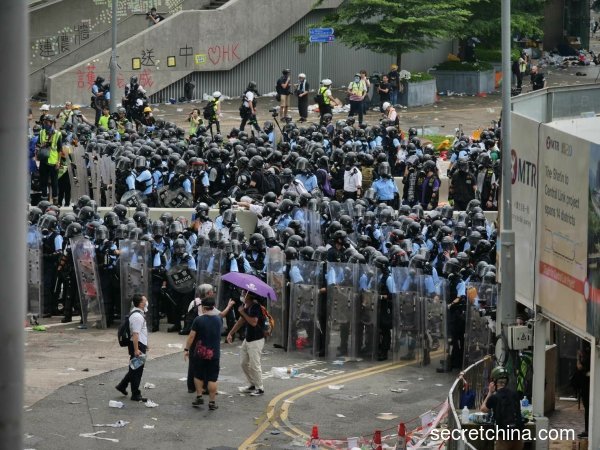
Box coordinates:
[378,75,391,111]
[227,291,265,396]
[184,296,222,410]
[146,7,165,25]
[530,65,545,91]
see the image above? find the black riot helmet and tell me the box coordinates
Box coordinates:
[173,238,187,256]
[249,233,266,252]
[151,220,166,238]
[39,214,58,235]
[373,255,390,271]
[29,207,43,225]
[112,204,128,222]
[195,203,210,220]
[103,211,120,229]
[95,225,109,242]
[219,198,233,214]
[169,220,184,238]
[159,212,174,227]
[443,257,461,275]
[222,209,237,227]
[65,222,83,238]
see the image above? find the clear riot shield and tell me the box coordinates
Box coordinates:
[356,264,379,361]
[266,247,287,348]
[305,210,323,248]
[71,237,106,329]
[421,275,447,367]
[196,247,224,308]
[326,262,359,359]
[68,145,90,201]
[101,155,117,207]
[89,154,101,204]
[391,267,422,363]
[288,260,322,356]
[27,226,43,321]
[119,240,151,321]
[157,186,194,208]
[463,282,493,367]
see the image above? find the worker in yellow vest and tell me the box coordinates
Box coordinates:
[36,115,63,204]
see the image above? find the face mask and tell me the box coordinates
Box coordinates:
[354,77,360,83]
[144,301,149,313]
[43,124,52,131]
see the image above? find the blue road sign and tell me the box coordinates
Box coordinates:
[309,35,335,43]
[309,27,334,36]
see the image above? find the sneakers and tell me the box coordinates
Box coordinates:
[131,394,148,402]
[192,396,204,408]
[239,385,255,393]
[208,401,218,411]
[249,389,265,396]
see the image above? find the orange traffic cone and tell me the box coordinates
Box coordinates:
[373,429,382,450]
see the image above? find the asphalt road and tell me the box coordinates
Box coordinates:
[23,330,456,449]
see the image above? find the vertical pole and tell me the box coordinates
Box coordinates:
[498,0,516,336]
[532,316,549,450]
[318,43,323,86]
[109,0,118,113]
[0,1,26,449]
[589,342,600,449]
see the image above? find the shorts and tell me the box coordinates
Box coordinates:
[280,94,290,108]
[193,358,220,383]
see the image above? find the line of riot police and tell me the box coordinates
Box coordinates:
[28,189,498,371]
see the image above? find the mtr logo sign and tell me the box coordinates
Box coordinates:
[511,149,537,187]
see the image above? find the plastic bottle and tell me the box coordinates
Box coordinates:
[521,396,529,407]
[271,367,299,378]
[129,353,146,370]
[109,400,124,408]
[462,405,470,423]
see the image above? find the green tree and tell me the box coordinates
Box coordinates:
[313,0,475,67]
[463,0,544,47]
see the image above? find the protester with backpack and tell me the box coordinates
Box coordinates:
[226,290,266,396]
[116,294,149,402]
[481,366,524,450]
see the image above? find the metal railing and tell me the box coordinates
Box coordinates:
[447,355,494,450]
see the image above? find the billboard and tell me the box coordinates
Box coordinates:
[587,143,600,340]
[508,113,541,309]
[537,125,589,333]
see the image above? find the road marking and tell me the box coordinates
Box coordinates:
[238,361,397,448]
[240,350,446,449]
[278,359,417,441]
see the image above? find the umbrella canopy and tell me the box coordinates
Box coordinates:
[221,272,278,302]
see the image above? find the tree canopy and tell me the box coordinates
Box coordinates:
[314,0,475,66]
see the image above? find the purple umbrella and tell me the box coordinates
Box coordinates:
[221,272,278,302]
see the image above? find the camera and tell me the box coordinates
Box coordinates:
[269,107,278,118]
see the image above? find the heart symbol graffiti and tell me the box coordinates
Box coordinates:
[207,46,221,65]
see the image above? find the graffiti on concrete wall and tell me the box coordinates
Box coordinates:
[30,0,182,65]
[72,42,240,96]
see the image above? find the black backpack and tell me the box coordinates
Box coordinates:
[203,101,215,120]
[493,389,524,429]
[117,310,143,347]
[261,170,281,195]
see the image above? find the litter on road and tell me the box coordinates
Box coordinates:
[93,420,129,428]
[144,383,156,389]
[79,431,119,443]
[146,400,159,408]
[108,400,124,408]
[328,384,344,390]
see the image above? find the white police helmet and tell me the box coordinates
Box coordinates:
[382,102,391,110]
[212,91,222,98]
[322,79,332,86]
